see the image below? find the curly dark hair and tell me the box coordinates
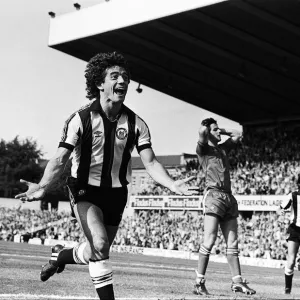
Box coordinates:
[85,51,131,100]
[201,118,217,127]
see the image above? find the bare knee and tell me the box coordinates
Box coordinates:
[92,237,110,258]
[82,242,93,262]
[203,233,217,249]
[227,239,238,249]
[287,256,296,269]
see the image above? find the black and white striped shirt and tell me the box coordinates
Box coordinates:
[281,191,300,227]
[59,99,151,188]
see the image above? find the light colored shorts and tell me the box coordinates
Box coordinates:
[202,189,238,221]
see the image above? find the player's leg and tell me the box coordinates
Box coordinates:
[102,186,128,248]
[53,209,121,268]
[285,240,299,294]
[221,218,255,295]
[40,189,91,282]
[40,219,90,282]
[76,186,127,300]
[220,218,241,279]
[74,201,115,300]
[194,213,219,295]
[42,204,119,299]
[72,187,126,262]
[194,190,227,295]
[198,213,219,276]
[58,177,91,266]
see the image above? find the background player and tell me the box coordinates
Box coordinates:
[278,185,300,294]
[15,51,197,300]
[194,117,256,296]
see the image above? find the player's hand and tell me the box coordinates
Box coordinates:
[15,179,46,202]
[201,119,211,128]
[170,176,199,196]
[198,126,210,141]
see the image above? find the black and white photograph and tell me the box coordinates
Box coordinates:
[1,0,300,299]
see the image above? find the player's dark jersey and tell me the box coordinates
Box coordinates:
[196,138,236,193]
[281,191,300,227]
[59,99,151,188]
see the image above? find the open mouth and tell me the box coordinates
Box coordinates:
[114,87,127,96]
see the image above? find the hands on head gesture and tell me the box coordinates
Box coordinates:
[171,176,199,196]
[15,179,46,202]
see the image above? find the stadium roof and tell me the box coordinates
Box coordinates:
[49,0,300,126]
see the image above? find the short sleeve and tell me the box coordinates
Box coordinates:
[59,113,82,151]
[135,116,151,153]
[196,141,209,157]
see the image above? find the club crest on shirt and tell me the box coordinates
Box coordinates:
[78,189,86,196]
[116,128,128,140]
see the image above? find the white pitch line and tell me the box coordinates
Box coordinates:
[0,295,159,300]
[0,295,229,300]
[0,295,96,300]
[0,253,48,259]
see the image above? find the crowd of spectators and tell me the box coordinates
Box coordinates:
[136,126,300,196]
[114,210,289,261]
[0,205,292,261]
[0,206,85,243]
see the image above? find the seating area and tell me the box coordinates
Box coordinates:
[0,206,290,261]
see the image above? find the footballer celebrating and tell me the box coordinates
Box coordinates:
[16,51,197,300]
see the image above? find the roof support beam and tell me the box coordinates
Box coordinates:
[232,0,300,37]
[188,10,300,65]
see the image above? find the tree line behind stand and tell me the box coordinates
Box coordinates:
[0,136,71,210]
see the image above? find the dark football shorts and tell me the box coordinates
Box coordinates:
[202,189,238,221]
[286,223,300,243]
[66,177,128,226]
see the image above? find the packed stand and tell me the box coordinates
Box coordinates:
[0,206,84,243]
[0,206,293,261]
[114,210,290,261]
[136,126,300,196]
[229,126,300,195]
[136,160,204,196]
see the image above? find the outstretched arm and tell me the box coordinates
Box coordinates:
[15,147,71,202]
[139,148,198,195]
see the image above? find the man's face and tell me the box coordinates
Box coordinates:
[209,123,221,142]
[99,66,129,103]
